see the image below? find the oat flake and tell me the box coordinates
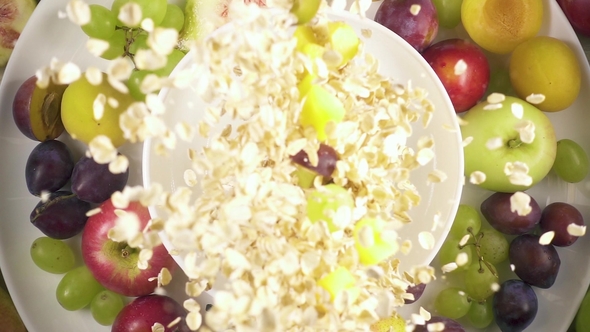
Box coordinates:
[526,93,546,104]
[568,223,586,237]
[539,231,555,245]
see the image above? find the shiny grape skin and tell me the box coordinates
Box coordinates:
[404,283,426,304]
[30,191,91,239]
[413,316,465,332]
[480,192,541,235]
[71,155,129,204]
[539,202,585,247]
[374,0,439,52]
[25,140,74,196]
[291,143,338,177]
[493,279,538,332]
[509,234,561,289]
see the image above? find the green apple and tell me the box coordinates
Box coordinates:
[461,96,557,193]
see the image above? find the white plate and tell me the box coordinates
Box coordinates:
[0,1,588,332]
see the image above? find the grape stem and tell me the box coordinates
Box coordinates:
[116,26,144,70]
[459,228,499,279]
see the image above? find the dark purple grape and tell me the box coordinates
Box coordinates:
[509,234,560,289]
[291,143,338,177]
[71,155,129,204]
[480,192,541,235]
[413,316,465,332]
[539,202,584,247]
[30,191,91,239]
[404,283,426,304]
[25,140,74,196]
[374,0,439,52]
[493,279,538,332]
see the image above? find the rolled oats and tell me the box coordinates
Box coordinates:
[84,0,454,330]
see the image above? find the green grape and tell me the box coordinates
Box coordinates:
[152,49,185,77]
[90,290,126,326]
[299,84,345,141]
[464,262,499,302]
[126,70,151,101]
[291,0,321,25]
[485,67,516,97]
[111,0,168,27]
[56,265,104,311]
[477,227,509,265]
[437,236,474,272]
[159,4,185,32]
[81,4,117,39]
[129,32,148,54]
[449,204,481,239]
[467,299,494,329]
[30,237,75,274]
[99,29,127,60]
[432,0,463,29]
[307,184,354,232]
[553,139,590,183]
[294,165,316,188]
[434,287,471,319]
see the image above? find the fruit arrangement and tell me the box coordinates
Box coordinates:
[2,0,590,332]
[10,0,451,331]
[13,0,201,329]
[369,0,590,331]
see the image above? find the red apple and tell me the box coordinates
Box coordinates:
[422,38,490,113]
[557,0,590,37]
[112,294,191,332]
[81,198,176,297]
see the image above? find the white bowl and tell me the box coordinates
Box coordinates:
[143,9,463,293]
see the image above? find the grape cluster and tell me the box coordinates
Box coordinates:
[77,0,187,101]
[426,191,585,331]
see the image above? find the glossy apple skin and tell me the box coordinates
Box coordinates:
[112,295,191,332]
[374,0,439,52]
[461,96,557,193]
[422,38,490,113]
[557,0,590,37]
[82,199,176,297]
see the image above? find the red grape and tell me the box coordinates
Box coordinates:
[539,202,585,247]
[30,191,91,239]
[291,143,339,177]
[413,316,465,331]
[25,140,74,196]
[493,279,538,332]
[509,234,561,289]
[71,155,129,204]
[374,0,439,52]
[404,283,426,304]
[480,192,541,235]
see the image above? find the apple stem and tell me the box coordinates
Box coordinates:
[121,246,133,258]
[508,139,523,148]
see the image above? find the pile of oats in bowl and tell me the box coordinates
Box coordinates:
[63,0,453,330]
